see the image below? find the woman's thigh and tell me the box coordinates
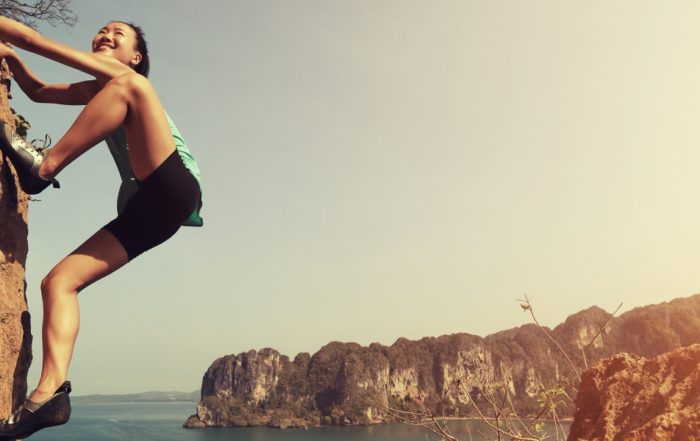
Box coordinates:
[44,229,129,294]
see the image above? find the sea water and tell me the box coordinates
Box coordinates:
[28,402,570,441]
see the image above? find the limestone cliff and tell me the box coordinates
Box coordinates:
[0,61,33,421]
[567,344,700,440]
[184,293,700,429]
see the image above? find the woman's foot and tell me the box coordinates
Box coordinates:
[28,386,60,404]
[0,121,60,194]
[0,381,72,440]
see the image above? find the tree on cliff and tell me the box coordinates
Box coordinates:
[0,0,76,28]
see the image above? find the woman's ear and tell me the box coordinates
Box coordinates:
[131,52,142,68]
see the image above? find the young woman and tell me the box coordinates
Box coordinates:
[0,17,203,439]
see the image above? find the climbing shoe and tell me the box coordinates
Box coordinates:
[0,121,60,194]
[0,381,72,440]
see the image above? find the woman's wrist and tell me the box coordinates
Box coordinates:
[3,50,21,73]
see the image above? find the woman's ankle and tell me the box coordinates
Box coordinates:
[29,382,62,403]
[37,159,56,181]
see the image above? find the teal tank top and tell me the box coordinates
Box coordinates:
[104,112,204,227]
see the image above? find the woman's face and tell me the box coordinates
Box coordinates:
[92,22,142,69]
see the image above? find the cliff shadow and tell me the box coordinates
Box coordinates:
[11,310,32,411]
[0,159,28,265]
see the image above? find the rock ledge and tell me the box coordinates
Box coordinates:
[568,344,700,440]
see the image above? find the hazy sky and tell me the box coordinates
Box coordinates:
[13,0,700,395]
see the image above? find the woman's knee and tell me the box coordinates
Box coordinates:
[41,271,81,298]
[105,71,152,101]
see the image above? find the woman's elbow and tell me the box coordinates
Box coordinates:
[30,94,46,103]
[30,87,49,103]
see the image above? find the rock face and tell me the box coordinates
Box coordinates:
[184,293,700,428]
[0,62,33,420]
[568,344,700,440]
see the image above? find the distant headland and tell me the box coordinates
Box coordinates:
[183,293,700,429]
[72,390,199,404]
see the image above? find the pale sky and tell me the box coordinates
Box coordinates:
[14,0,700,394]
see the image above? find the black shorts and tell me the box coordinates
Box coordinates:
[103,150,200,261]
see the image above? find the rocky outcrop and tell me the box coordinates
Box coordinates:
[186,349,314,428]
[568,344,700,440]
[184,293,700,429]
[0,61,33,420]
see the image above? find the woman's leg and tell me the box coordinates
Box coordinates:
[29,229,128,403]
[37,78,128,180]
[39,72,175,182]
[30,72,177,401]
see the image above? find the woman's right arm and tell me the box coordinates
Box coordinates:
[0,17,132,82]
[1,44,99,105]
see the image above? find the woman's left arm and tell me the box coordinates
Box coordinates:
[0,17,131,82]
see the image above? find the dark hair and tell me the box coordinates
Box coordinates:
[116,21,150,77]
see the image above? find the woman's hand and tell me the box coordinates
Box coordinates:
[0,42,16,61]
[0,16,130,83]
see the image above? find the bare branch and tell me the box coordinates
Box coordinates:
[465,422,473,441]
[0,0,77,29]
[505,390,540,439]
[459,381,541,441]
[385,407,457,441]
[391,292,611,440]
[418,395,459,441]
[468,397,540,441]
[579,302,623,370]
[376,393,459,441]
[583,302,623,353]
[517,293,581,382]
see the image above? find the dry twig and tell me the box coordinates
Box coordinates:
[517,293,582,382]
[0,0,77,28]
[580,302,623,370]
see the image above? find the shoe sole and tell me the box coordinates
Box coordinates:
[6,393,71,439]
[0,122,53,195]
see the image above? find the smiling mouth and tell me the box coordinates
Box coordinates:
[95,44,114,51]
